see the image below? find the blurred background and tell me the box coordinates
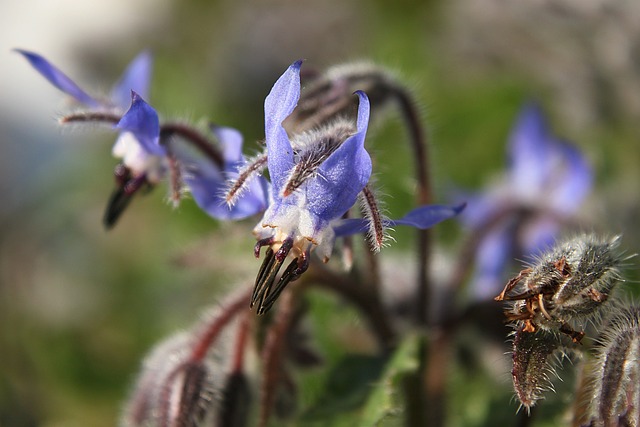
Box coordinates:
[2,0,640,426]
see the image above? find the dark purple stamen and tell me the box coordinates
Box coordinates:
[114,163,130,186]
[251,237,297,314]
[124,174,149,195]
[103,172,151,229]
[254,237,275,258]
[293,249,311,278]
[259,257,299,315]
[275,238,294,262]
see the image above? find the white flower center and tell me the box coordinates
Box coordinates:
[112,132,167,183]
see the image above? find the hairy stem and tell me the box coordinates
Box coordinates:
[60,111,121,125]
[160,122,224,170]
[189,289,250,362]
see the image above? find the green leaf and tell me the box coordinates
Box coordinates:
[299,354,387,425]
[359,334,420,427]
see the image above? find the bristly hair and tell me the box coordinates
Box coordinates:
[225,152,268,206]
[166,152,185,208]
[282,119,355,198]
[358,180,390,252]
[587,303,640,426]
[509,327,576,413]
[501,234,629,337]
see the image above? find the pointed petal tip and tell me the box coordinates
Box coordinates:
[130,90,142,101]
[454,202,467,215]
[13,48,31,57]
[353,90,370,103]
[15,49,101,107]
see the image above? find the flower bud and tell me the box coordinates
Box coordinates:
[120,333,223,427]
[496,234,625,342]
[121,291,253,427]
[586,305,640,426]
[511,327,566,410]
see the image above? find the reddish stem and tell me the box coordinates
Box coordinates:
[190,289,250,362]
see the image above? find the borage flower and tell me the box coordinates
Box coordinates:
[459,102,592,300]
[115,91,268,221]
[228,61,463,314]
[17,49,267,225]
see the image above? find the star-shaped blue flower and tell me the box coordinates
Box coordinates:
[459,102,592,299]
[255,60,372,261]
[249,61,464,313]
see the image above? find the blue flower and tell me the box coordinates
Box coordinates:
[249,61,463,313]
[255,60,372,262]
[16,50,161,181]
[116,92,268,220]
[18,50,267,224]
[459,102,592,299]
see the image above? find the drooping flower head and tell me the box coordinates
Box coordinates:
[115,91,268,221]
[17,49,267,226]
[258,60,372,260]
[459,102,593,299]
[248,61,371,313]
[241,61,464,314]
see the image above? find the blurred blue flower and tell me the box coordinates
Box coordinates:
[118,92,268,220]
[460,102,592,299]
[16,49,159,181]
[17,50,267,223]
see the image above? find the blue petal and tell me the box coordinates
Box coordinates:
[304,91,372,225]
[116,92,164,156]
[521,217,559,255]
[15,49,100,107]
[547,141,592,214]
[389,203,466,229]
[331,218,369,237]
[186,166,268,220]
[265,61,302,195]
[507,102,553,193]
[333,203,465,237]
[470,224,514,300]
[111,50,153,111]
[211,125,244,164]
[183,125,269,220]
[451,187,498,229]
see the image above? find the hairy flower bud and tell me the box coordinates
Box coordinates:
[511,327,568,410]
[586,305,640,427]
[496,234,625,342]
[120,333,224,427]
[121,291,253,427]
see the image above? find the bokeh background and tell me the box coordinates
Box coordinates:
[2,0,640,426]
